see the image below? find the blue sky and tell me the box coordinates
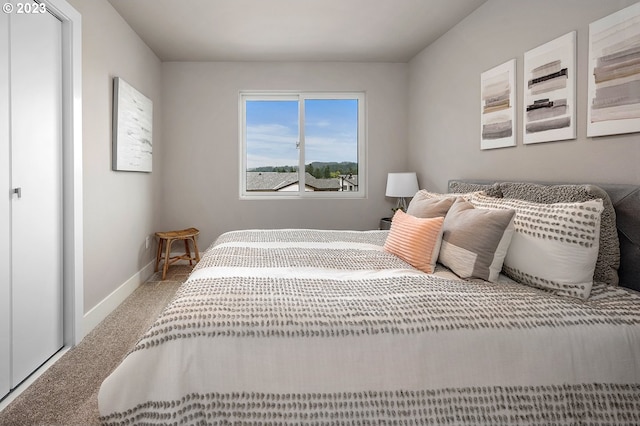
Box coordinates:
[245,99,358,169]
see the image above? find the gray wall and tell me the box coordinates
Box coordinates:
[160,61,408,249]
[408,0,640,193]
[74,0,640,318]
[67,0,164,313]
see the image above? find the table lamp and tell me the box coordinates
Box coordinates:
[385,172,419,212]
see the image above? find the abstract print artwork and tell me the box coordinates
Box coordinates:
[112,77,153,172]
[481,59,516,150]
[523,32,576,144]
[587,2,640,137]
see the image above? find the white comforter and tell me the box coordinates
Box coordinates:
[99,229,640,425]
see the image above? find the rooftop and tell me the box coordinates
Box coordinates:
[246,172,359,192]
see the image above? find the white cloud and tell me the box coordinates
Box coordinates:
[305,135,357,163]
[246,124,299,169]
[245,121,357,168]
[305,119,331,128]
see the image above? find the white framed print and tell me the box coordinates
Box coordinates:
[481,59,516,150]
[587,2,640,137]
[112,77,153,172]
[523,31,576,144]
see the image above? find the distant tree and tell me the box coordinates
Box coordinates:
[305,164,315,177]
[323,165,331,178]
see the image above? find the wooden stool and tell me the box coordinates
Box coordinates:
[155,227,201,280]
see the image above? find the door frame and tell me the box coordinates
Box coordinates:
[43,0,83,347]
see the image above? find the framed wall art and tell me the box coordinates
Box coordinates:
[480,59,516,150]
[523,31,576,144]
[587,2,640,137]
[112,77,153,172]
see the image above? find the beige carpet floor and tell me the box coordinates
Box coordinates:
[0,265,192,426]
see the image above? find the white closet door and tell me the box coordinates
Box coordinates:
[0,11,10,399]
[10,9,64,387]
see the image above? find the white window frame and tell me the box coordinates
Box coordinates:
[239,91,366,200]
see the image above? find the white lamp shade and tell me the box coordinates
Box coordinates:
[385,172,419,197]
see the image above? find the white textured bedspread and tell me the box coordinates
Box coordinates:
[99,229,640,425]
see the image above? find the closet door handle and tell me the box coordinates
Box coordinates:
[12,187,21,198]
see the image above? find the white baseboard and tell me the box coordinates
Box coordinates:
[0,258,190,412]
[82,260,156,337]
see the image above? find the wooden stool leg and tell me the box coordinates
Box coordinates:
[155,238,164,273]
[191,236,200,262]
[162,238,173,280]
[184,239,192,266]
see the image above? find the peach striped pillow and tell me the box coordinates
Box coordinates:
[383,210,445,274]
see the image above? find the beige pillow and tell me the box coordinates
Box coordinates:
[406,192,455,218]
[407,189,479,218]
[384,210,444,274]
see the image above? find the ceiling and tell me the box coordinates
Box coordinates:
[107,0,487,62]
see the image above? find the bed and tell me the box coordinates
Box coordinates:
[98,180,640,425]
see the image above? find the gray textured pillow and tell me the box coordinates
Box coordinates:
[449,181,503,198]
[406,191,455,218]
[438,198,515,282]
[499,182,619,286]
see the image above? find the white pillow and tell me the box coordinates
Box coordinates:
[469,193,604,299]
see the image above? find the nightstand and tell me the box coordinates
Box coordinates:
[379,217,392,230]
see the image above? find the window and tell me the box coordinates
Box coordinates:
[240,92,365,199]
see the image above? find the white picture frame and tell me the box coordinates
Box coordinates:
[481,59,516,150]
[523,31,576,144]
[587,2,640,137]
[112,77,153,172]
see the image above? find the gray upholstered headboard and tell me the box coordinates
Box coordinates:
[447,180,640,292]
